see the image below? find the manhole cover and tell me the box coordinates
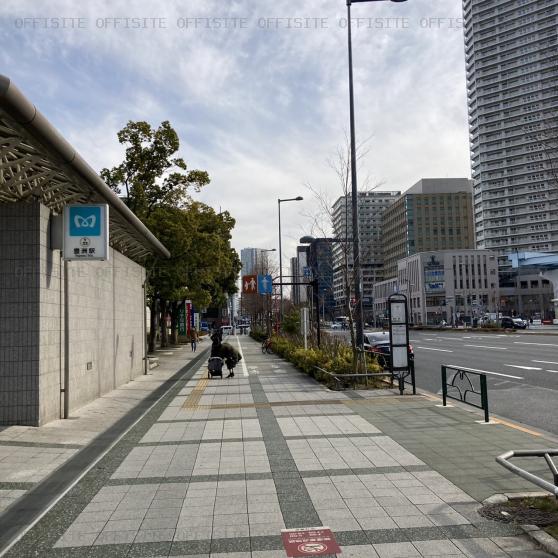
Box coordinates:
[480,502,558,527]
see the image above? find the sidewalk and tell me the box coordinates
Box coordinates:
[0,335,555,557]
[0,339,207,515]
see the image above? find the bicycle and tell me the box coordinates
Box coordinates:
[261,338,272,354]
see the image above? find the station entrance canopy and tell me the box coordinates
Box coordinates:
[0,75,169,262]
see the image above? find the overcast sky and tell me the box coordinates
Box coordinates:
[1,0,471,267]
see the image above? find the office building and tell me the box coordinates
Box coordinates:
[305,238,335,321]
[374,249,500,326]
[382,178,475,279]
[332,190,400,318]
[240,248,264,276]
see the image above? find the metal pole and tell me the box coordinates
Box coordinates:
[143,277,148,375]
[63,259,70,419]
[278,199,283,326]
[347,0,364,350]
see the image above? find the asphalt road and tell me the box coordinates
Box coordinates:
[409,330,558,436]
[327,329,558,436]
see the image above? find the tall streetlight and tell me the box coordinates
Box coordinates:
[278,196,303,324]
[346,0,408,350]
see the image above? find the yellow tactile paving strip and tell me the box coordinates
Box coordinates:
[182,395,425,411]
[183,377,210,408]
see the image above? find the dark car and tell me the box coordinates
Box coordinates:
[363,332,414,369]
[500,317,527,329]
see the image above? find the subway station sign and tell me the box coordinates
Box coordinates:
[63,204,109,261]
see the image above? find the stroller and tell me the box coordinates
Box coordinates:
[207,356,224,379]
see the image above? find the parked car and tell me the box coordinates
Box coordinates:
[500,317,527,329]
[363,331,414,369]
[331,322,343,330]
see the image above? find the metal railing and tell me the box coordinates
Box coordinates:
[442,365,489,423]
[315,366,391,392]
[496,449,558,499]
[315,361,416,395]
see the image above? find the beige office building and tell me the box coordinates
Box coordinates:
[382,179,475,280]
[374,249,500,326]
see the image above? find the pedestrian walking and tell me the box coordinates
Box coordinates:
[190,329,198,352]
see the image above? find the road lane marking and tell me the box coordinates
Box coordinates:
[545,370,558,374]
[444,365,523,379]
[464,344,508,350]
[416,346,453,352]
[533,360,558,365]
[514,341,558,347]
[504,365,542,371]
[236,336,249,377]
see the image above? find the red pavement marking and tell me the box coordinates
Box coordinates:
[281,527,341,557]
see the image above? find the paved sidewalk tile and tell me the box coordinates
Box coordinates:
[1,336,554,558]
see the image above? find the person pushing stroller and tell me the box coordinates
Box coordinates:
[216,342,242,378]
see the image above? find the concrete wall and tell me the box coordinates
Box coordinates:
[0,202,41,425]
[0,202,146,426]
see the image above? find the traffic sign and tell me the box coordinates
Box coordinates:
[258,274,273,295]
[242,275,257,294]
[281,527,341,557]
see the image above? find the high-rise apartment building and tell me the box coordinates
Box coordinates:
[240,248,268,276]
[463,0,558,260]
[332,191,400,318]
[382,178,475,279]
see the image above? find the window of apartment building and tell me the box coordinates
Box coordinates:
[521,281,528,289]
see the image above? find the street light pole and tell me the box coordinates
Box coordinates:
[346,0,365,350]
[346,0,408,348]
[278,196,303,326]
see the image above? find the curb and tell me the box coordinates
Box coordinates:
[520,525,558,557]
[482,493,558,557]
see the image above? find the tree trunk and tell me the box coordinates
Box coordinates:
[160,299,169,348]
[148,297,157,353]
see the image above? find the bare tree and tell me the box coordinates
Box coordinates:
[302,135,383,371]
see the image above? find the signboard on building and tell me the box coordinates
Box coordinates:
[424,255,444,293]
[186,300,192,336]
[281,527,341,557]
[63,204,109,261]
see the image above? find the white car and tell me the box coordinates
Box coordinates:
[331,323,343,330]
[221,325,233,336]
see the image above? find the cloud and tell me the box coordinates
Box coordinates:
[1,0,471,265]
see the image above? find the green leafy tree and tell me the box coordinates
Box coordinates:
[101,120,209,217]
[102,120,240,351]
